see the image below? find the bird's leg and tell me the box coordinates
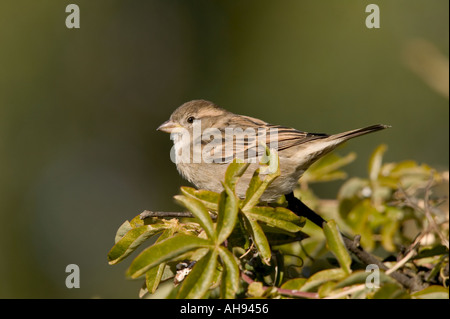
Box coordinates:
[285,192,326,228]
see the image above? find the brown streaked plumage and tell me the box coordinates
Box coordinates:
[158,99,390,202]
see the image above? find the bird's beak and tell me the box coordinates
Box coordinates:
[157,120,181,133]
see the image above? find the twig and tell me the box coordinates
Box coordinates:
[239,242,255,259]
[386,249,417,275]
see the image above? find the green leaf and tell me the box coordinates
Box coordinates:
[338,177,368,200]
[114,214,148,243]
[318,281,338,298]
[243,216,271,265]
[129,214,146,227]
[346,199,377,251]
[174,195,216,241]
[323,220,352,275]
[300,269,347,292]
[258,206,303,224]
[302,152,356,184]
[371,283,411,299]
[177,249,219,299]
[126,234,212,279]
[337,177,370,218]
[368,144,387,182]
[247,282,266,298]
[114,220,132,243]
[224,161,250,190]
[411,285,449,299]
[380,208,400,252]
[262,227,309,245]
[245,206,303,233]
[216,183,239,244]
[219,247,240,299]
[414,245,449,259]
[260,145,280,177]
[241,169,265,209]
[180,187,220,212]
[144,228,176,294]
[280,278,307,291]
[242,170,281,211]
[108,224,167,265]
[241,149,280,211]
[387,160,435,186]
[145,264,166,295]
[334,270,395,289]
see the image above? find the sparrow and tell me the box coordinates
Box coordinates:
[158,99,389,202]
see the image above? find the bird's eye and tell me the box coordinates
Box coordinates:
[187,116,195,124]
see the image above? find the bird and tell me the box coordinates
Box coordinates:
[157,99,389,202]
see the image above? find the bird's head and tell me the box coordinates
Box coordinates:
[157,100,230,134]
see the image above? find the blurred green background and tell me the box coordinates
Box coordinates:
[0,0,448,298]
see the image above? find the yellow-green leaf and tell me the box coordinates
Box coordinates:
[334,270,395,289]
[371,283,411,299]
[180,187,220,212]
[280,278,307,291]
[177,249,219,299]
[368,144,387,182]
[302,152,356,184]
[300,268,347,292]
[241,149,280,211]
[216,183,239,244]
[108,224,167,265]
[144,228,176,294]
[219,247,240,299]
[323,220,352,275]
[411,286,449,299]
[243,216,271,265]
[224,161,250,191]
[174,195,216,241]
[245,206,303,233]
[126,234,212,279]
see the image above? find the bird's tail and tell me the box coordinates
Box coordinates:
[328,124,391,142]
[291,123,390,170]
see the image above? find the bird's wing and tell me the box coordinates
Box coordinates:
[264,124,328,151]
[199,115,328,163]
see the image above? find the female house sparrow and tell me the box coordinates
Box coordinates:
[158,100,389,202]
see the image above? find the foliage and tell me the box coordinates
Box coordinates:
[108,145,449,299]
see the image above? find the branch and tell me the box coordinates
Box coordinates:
[140,210,217,220]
